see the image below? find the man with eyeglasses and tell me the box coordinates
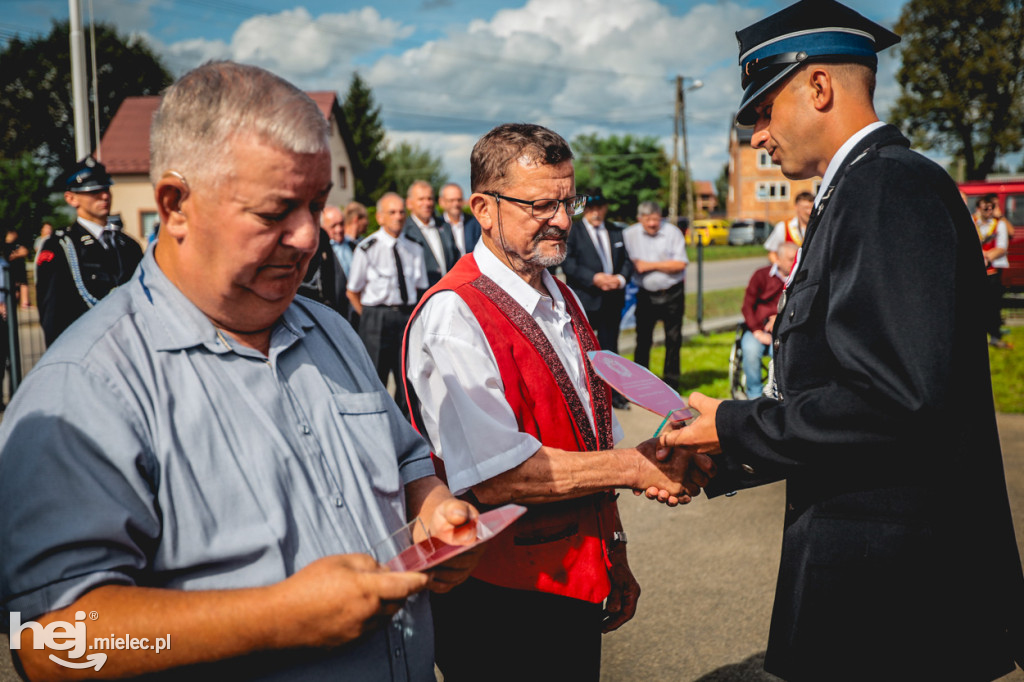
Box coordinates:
[974,194,1012,348]
[35,156,143,346]
[622,201,689,389]
[403,123,713,681]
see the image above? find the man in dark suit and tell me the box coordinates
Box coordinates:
[562,189,633,408]
[402,179,459,287]
[439,182,481,257]
[659,1,1024,680]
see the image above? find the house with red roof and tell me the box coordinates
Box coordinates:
[98,92,355,243]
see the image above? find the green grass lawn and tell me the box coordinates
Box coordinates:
[685,287,744,322]
[624,325,1024,413]
[686,245,765,262]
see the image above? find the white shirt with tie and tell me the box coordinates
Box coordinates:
[346,231,427,306]
[581,218,626,288]
[411,214,448,274]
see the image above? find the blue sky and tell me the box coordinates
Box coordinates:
[2,0,964,194]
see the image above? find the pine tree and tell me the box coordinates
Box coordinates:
[341,73,388,203]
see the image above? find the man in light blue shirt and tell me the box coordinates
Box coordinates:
[0,61,478,681]
[622,201,689,388]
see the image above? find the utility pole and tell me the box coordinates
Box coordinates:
[669,76,682,228]
[69,0,91,160]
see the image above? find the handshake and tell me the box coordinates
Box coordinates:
[628,392,723,506]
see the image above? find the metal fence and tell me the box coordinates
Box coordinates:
[1,261,47,408]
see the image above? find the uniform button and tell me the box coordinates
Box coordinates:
[741,463,756,474]
[301,425,310,435]
[789,309,795,320]
[394,648,402,658]
[773,338,780,352]
[334,497,344,508]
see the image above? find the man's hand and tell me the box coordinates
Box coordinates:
[592,272,621,291]
[275,554,429,648]
[422,498,484,594]
[630,435,716,506]
[639,392,722,505]
[753,329,772,345]
[602,546,640,633]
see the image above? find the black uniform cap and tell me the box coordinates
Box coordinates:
[735,0,899,126]
[65,156,114,193]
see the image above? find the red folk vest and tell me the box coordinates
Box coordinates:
[402,255,617,603]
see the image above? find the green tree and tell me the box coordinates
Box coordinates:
[341,73,388,203]
[0,20,172,179]
[0,153,64,244]
[380,141,449,196]
[570,134,670,222]
[891,0,1024,180]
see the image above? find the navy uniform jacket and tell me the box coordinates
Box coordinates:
[35,220,144,346]
[712,125,1024,680]
[402,214,458,287]
[561,219,634,313]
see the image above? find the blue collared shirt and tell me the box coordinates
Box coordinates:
[0,246,436,681]
[332,236,357,277]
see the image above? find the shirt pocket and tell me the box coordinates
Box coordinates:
[777,281,820,338]
[331,392,402,495]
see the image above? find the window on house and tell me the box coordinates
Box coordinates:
[757,150,779,169]
[756,181,791,202]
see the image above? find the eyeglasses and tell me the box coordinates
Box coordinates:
[483,192,587,220]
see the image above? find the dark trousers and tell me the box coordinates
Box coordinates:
[585,295,623,354]
[432,578,603,682]
[634,281,685,387]
[358,305,413,417]
[985,271,1005,340]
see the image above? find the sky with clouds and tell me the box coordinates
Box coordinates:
[3,0,955,195]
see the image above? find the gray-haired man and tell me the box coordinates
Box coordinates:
[0,61,478,681]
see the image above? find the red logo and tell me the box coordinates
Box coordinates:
[37,250,55,264]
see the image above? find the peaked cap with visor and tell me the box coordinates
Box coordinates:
[735,0,900,126]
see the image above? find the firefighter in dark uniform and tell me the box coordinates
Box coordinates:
[658,1,1024,680]
[36,157,144,346]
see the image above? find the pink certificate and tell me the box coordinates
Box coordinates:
[385,504,527,573]
[587,350,698,423]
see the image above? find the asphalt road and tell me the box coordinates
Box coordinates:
[689,255,765,293]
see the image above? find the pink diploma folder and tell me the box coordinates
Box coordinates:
[385,504,527,573]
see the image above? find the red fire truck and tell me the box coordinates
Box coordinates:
[959,177,1024,294]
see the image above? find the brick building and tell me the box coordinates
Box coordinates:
[726,124,819,224]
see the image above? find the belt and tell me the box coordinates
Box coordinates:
[643,281,685,294]
[367,304,415,314]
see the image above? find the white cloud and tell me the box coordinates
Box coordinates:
[363,0,763,187]
[154,7,413,87]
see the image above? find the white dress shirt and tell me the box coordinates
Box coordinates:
[622,221,688,292]
[444,213,466,255]
[405,241,624,496]
[346,231,427,306]
[412,214,447,273]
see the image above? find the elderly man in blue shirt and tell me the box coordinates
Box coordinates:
[0,61,479,681]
